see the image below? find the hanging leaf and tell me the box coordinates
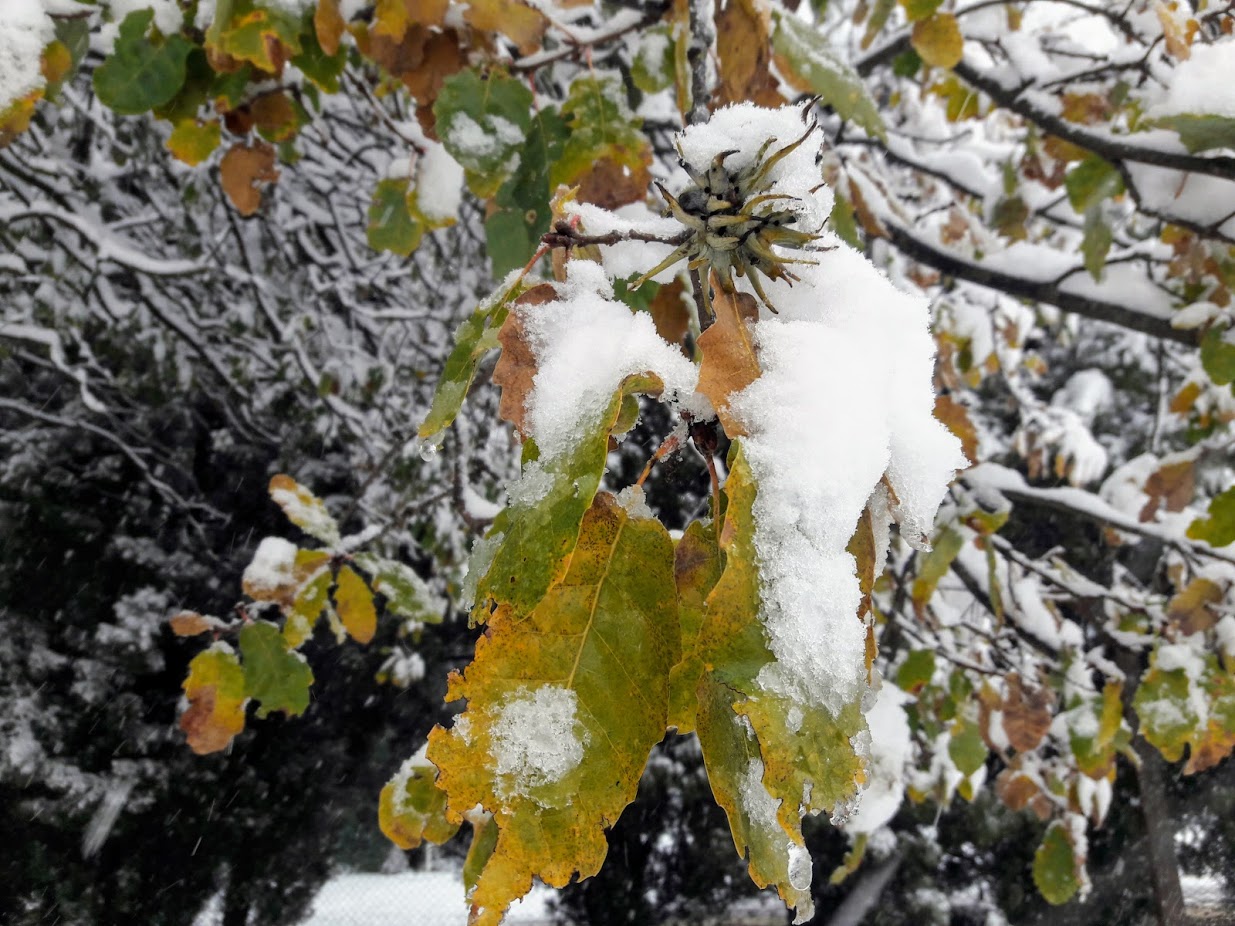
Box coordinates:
[334,564,378,644]
[1188,486,1235,548]
[716,0,783,108]
[697,280,762,439]
[1064,155,1124,214]
[1033,821,1083,905]
[1002,674,1053,754]
[268,474,341,546]
[492,284,559,437]
[379,755,459,850]
[180,644,248,754]
[668,520,723,733]
[220,141,280,216]
[771,10,886,141]
[911,13,964,70]
[166,119,222,165]
[354,552,443,624]
[910,526,964,613]
[239,620,314,717]
[427,492,680,926]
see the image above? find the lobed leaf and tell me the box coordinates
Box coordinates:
[180,644,248,754]
[239,620,314,718]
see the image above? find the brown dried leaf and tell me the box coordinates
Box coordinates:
[715,0,784,107]
[251,92,299,142]
[1139,459,1195,522]
[169,611,214,636]
[492,284,558,438]
[934,394,978,464]
[649,277,691,351]
[1002,673,1054,754]
[1167,577,1224,635]
[576,156,653,211]
[220,142,279,216]
[847,178,888,238]
[1155,1,1191,59]
[696,276,761,438]
[995,768,1039,812]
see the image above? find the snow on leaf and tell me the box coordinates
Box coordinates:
[1167,578,1225,635]
[239,620,314,718]
[1034,821,1083,905]
[434,70,532,198]
[180,644,248,755]
[771,10,887,141]
[334,564,377,644]
[1133,657,1197,764]
[268,474,341,546]
[242,536,301,606]
[1152,113,1235,154]
[492,284,560,438]
[697,280,762,439]
[379,752,459,850]
[426,492,679,926]
[285,564,330,647]
[92,10,192,115]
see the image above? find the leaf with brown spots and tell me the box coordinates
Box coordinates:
[220,141,279,216]
[180,645,248,754]
[492,284,558,438]
[697,277,761,438]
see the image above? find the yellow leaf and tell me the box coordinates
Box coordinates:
[696,279,761,439]
[463,0,547,55]
[315,0,346,54]
[911,13,964,69]
[1167,577,1225,635]
[180,645,248,754]
[166,119,222,166]
[335,564,377,643]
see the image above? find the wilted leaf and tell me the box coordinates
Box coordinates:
[251,91,304,142]
[334,564,377,643]
[911,13,964,70]
[180,644,248,754]
[995,768,1040,812]
[697,280,761,439]
[220,141,279,216]
[93,10,193,115]
[1034,821,1083,904]
[427,492,679,926]
[379,756,459,849]
[1168,578,1225,635]
[772,10,886,140]
[649,277,691,349]
[492,284,561,437]
[239,620,314,717]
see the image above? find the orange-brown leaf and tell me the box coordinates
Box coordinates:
[170,611,214,636]
[574,155,653,211]
[697,277,761,438]
[715,0,783,107]
[220,141,279,216]
[1002,673,1054,754]
[649,277,691,351]
[934,394,979,464]
[1167,577,1224,635]
[1139,459,1195,522]
[315,0,346,54]
[180,646,248,754]
[492,284,558,438]
[995,768,1039,812]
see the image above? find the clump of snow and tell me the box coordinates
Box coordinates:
[416,142,464,222]
[518,262,699,464]
[1149,37,1235,119]
[490,686,587,797]
[563,201,683,283]
[730,248,966,713]
[242,536,299,596]
[0,0,54,113]
[845,685,913,834]
[616,484,654,520]
[675,102,834,234]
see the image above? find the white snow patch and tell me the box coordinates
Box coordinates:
[0,0,54,113]
[416,142,464,222]
[1150,38,1235,120]
[490,686,586,797]
[846,685,913,834]
[242,536,299,597]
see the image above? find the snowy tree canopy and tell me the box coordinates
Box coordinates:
[4,0,1235,923]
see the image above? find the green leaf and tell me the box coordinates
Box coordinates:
[1152,113,1235,154]
[948,710,988,776]
[239,620,314,718]
[1200,325,1235,388]
[549,75,651,195]
[434,70,533,198]
[901,0,944,21]
[1133,659,1196,763]
[354,553,443,623]
[93,10,193,115]
[180,644,248,754]
[631,26,675,93]
[418,276,531,440]
[427,491,680,926]
[896,649,936,693]
[911,526,964,609]
[367,178,427,256]
[771,11,887,141]
[379,756,459,850]
[472,372,666,617]
[1081,207,1112,282]
[1033,822,1082,905]
[487,106,570,276]
[1065,155,1124,215]
[694,445,866,924]
[829,192,862,248]
[292,20,346,92]
[1188,485,1235,548]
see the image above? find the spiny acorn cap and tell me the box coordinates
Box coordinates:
[633,102,832,316]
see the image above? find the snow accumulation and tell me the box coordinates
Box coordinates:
[845,685,913,834]
[0,0,53,114]
[517,261,700,465]
[1150,37,1235,119]
[489,686,587,799]
[242,536,299,596]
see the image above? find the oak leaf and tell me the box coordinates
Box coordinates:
[180,645,248,754]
